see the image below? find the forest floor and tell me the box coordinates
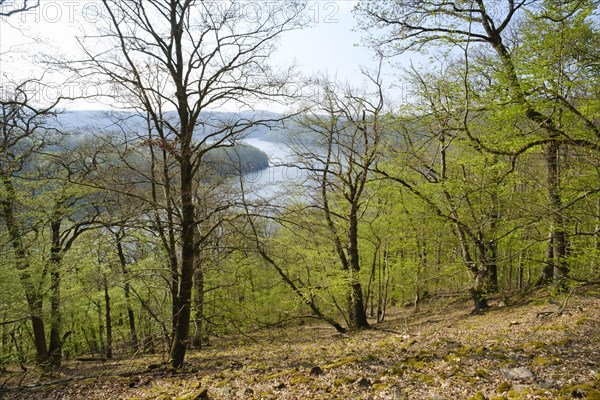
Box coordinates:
[1,287,600,400]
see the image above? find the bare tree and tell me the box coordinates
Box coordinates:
[288,68,388,329]
[75,0,307,368]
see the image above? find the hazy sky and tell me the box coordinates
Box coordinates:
[273,1,378,81]
[0,1,407,111]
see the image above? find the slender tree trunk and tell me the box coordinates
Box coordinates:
[159,143,180,335]
[487,191,500,292]
[97,302,105,357]
[1,313,7,352]
[509,254,514,290]
[440,132,489,312]
[488,243,498,291]
[125,287,138,349]
[378,245,388,322]
[192,256,205,348]
[116,239,139,350]
[103,274,113,359]
[169,256,179,334]
[596,197,600,251]
[594,197,600,276]
[383,248,391,319]
[365,244,379,318]
[414,235,427,311]
[376,250,382,320]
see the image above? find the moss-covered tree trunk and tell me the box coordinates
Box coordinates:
[48,218,63,367]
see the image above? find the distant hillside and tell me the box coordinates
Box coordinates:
[57,109,284,140]
[57,110,321,146]
[204,144,269,175]
[260,115,325,144]
[55,110,271,175]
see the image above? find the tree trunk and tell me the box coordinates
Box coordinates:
[48,269,61,366]
[477,240,497,293]
[170,154,195,369]
[169,255,179,334]
[147,127,180,335]
[162,146,180,335]
[456,226,489,314]
[192,257,205,348]
[546,141,568,283]
[348,281,369,329]
[97,302,105,357]
[488,246,498,291]
[103,274,113,359]
[347,208,370,329]
[471,245,490,314]
[487,192,500,292]
[31,311,48,365]
[540,231,554,284]
[365,244,379,318]
[469,285,489,314]
[48,220,62,367]
[414,235,427,311]
[1,313,7,352]
[381,246,391,322]
[116,239,139,350]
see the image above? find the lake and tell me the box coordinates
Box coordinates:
[241,138,311,202]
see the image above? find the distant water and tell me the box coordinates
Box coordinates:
[241,138,309,201]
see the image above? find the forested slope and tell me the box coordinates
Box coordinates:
[0,0,598,387]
